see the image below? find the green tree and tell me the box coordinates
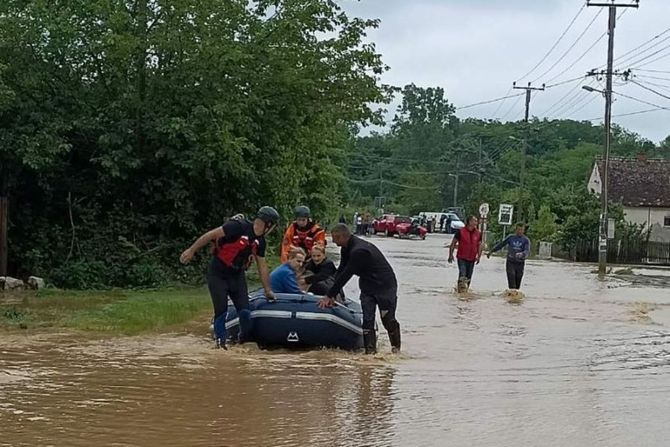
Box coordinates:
[531,205,558,243]
[2,0,391,286]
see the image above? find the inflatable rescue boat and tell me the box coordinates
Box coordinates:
[225,290,364,350]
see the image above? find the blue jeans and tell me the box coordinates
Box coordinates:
[457,259,475,280]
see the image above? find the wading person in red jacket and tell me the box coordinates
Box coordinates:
[447,216,482,292]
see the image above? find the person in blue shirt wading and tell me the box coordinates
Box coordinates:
[487,223,531,290]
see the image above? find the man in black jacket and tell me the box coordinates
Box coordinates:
[318,224,401,354]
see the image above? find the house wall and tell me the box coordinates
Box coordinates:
[624,206,670,242]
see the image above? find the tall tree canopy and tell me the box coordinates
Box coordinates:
[1,0,391,286]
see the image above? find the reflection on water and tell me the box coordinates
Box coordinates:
[2,234,669,446]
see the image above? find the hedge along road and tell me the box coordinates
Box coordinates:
[1,233,669,447]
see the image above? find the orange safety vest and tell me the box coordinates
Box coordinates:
[281,221,326,262]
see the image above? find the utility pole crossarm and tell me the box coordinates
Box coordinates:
[586,1,638,7]
[512,83,546,92]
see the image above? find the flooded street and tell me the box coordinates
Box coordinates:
[2,233,669,446]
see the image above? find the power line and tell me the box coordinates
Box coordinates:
[615,29,670,66]
[561,7,633,76]
[566,92,600,117]
[498,94,524,121]
[515,3,587,82]
[633,49,670,69]
[545,32,607,84]
[613,89,670,110]
[635,73,670,82]
[545,75,589,88]
[456,92,525,111]
[633,78,670,94]
[623,43,670,68]
[630,79,670,101]
[531,8,604,84]
[585,107,669,121]
[548,7,634,84]
[616,27,670,61]
[491,87,514,117]
[633,68,670,74]
[541,79,585,116]
[553,89,592,118]
[455,76,585,114]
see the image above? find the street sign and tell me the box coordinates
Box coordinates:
[479,202,490,218]
[498,204,514,226]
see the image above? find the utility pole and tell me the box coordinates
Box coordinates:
[512,81,544,223]
[478,137,483,185]
[452,155,460,208]
[378,163,384,203]
[587,0,639,278]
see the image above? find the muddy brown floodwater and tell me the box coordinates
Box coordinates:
[2,233,669,447]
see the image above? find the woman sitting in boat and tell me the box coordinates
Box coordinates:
[270,246,306,294]
[303,245,337,295]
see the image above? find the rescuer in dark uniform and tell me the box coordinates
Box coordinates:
[318,223,401,354]
[180,206,280,349]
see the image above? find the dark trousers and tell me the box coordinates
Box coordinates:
[506,260,525,290]
[208,260,250,341]
[360,288,400,347]
[457,259,475,280]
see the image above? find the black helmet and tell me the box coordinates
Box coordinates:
[294,205,311,219]
[256,206,280,225]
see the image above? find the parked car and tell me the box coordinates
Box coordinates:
[372,214,413,237]
[371,214,396,235]
[396,217,428,240]
[444,212,465,234]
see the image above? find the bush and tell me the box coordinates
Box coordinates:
[51,260,110,289]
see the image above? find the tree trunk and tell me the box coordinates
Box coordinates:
[0,166,8,276]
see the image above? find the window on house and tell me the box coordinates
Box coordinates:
[665,216,670,227]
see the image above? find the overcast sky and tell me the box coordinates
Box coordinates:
[341,0,670,143]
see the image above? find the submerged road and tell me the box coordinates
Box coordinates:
[1,233,669,446]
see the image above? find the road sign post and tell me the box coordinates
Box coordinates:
[479,203,490,246]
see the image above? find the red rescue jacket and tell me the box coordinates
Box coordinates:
[216,235,259,271]
[456,227,481,262]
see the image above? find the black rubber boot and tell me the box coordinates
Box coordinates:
[388,325,401,354]
[363,330,377,355]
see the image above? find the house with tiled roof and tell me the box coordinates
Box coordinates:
[587,155,670,242]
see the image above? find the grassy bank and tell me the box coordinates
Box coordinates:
[0,286,214,335]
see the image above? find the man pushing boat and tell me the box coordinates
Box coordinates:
[318,223,401,354]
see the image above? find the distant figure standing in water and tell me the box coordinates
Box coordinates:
[448,216,482,292]
[487,223,530,290]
